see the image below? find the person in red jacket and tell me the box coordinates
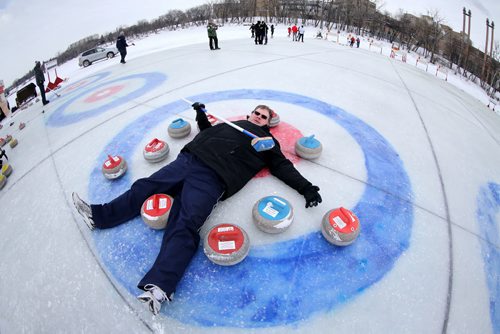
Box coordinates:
[292,24,298,41]
[72,102,322,315]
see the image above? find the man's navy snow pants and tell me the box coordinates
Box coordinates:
[91,152,225,296]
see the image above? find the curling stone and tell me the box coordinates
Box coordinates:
[9,138,18,148]
[269,112,280,127]
[1,163,12,177]
[295,135,322,159]
[207,114,220,126]
[102,155,127,180]
[168,118,191,138]
[140,194,174,230]
[143,138,169,163]
[321,207,361,246]
[0,174,6,190]
[0,138,5,147]
[5,135,12,143]
[19,122,25,130]
[252,195,294,233]
[204,224,250,266]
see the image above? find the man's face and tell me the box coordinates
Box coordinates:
[248,107,270,126]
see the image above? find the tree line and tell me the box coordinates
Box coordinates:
[8,0,499,95]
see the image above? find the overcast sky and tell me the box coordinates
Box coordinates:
[0,0,498,87]
[0,0,206,87]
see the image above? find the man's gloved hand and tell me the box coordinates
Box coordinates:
[192,102,206,112]
[302,185,322,208]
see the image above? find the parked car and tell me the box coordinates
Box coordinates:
[78,46,118,67]
[15,83,37,107]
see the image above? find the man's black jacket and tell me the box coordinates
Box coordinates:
[116,36,128,51]
[183,110,312,199]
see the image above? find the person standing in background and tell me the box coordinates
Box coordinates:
[298,25,305,42]
[33,61,49,106]
[291,24,298,41]
[250,23,255,38]
[207,21,220,50]
[116,31,130,64]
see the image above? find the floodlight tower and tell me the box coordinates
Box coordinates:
[461,8,472,71]
[482,19,495,83]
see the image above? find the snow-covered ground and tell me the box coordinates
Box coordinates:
[0,25,499,334]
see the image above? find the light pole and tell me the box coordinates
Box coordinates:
[462,8,471,72]
[482,18,494,83]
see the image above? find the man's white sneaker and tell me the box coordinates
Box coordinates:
[137,284,172,315]
[72,192,95,230]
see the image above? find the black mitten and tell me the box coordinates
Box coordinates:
[192,102,206,112]
[302,185,322,208]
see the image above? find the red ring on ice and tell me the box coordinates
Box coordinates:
[64,80,89,92]
[227,116,303,178]
[84,84,125,103]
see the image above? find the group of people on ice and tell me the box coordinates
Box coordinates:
[349,35,361,48]
[249,21,274,45]
[288,24,305,42]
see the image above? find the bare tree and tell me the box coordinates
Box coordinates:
[425,10,445,62]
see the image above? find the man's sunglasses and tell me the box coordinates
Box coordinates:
[252,110,268,120]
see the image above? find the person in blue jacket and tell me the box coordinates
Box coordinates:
[72,102,322,315]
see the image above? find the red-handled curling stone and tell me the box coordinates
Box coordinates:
[102,155,127,180]
[19,122,25,130]
[321,207,361,246]
[207,114,220,126]
[204,224,250,266]
[252,195,294,234]
[143,138,169,163]
[0,138,5,147]
[140,194,174,230]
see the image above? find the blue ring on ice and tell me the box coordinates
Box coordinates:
[476,182,500,333]
[89,89,414,327]
[46,72,166,127]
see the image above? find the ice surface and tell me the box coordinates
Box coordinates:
[0,25,499,334]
